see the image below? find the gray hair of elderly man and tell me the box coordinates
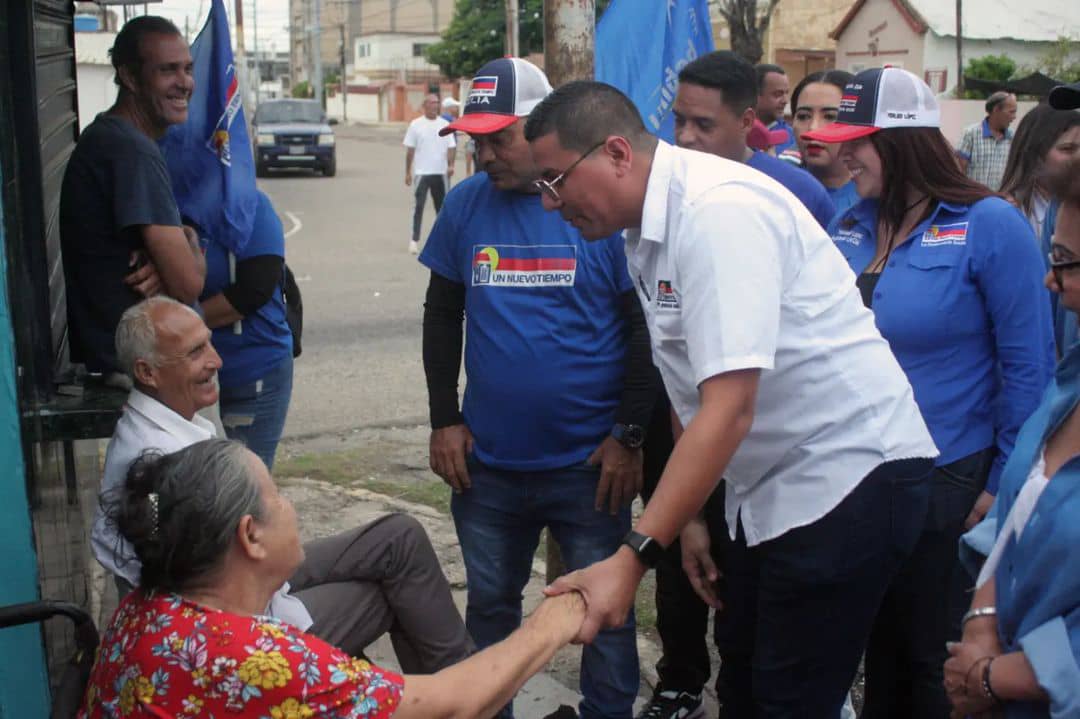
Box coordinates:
[114,296,199,378]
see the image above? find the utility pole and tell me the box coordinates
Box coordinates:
[312,0,324,105]
[955,0,964,96]
[505,0,519,57]
[252,0,259,107]
[340,24,348,124]
[544,0,595,86]
[541,0,595,584]
[233,0,248,109]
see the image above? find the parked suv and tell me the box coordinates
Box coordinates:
[253,99,337,177]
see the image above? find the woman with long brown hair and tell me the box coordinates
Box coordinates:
[804,67,1056,718]
[999,102,1080,236]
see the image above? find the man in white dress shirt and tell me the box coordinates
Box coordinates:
[525,81,939,717]
[92,296,473,672]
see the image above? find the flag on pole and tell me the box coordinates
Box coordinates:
[160,0,257,255]
[595,0,715,143]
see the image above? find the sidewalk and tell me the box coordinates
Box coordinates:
[281,478,599,718]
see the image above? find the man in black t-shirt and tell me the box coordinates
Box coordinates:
[60,16,205,377]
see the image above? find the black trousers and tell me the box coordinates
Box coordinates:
[641,394,721,696]
[411,173,446,243]
[861,448,993,719]
[714,457,932,718]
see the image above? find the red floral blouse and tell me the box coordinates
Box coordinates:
[78,590,404,718]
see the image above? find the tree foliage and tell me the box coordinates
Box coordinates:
[425,0,611,80]
[291,80,311,99]
[1036,36,1080,84]
[961,54,1017,99]
[714,0,781,65]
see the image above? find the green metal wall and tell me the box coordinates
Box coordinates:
[0,161,50,719]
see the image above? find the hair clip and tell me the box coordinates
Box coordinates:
[148,492,160,539]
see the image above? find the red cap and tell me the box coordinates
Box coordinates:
[800,123,880,143]
[747,120,791,150]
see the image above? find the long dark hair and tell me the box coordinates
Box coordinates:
[790,70,855,115]
[869,127,995,240]
[999,103,1080,217]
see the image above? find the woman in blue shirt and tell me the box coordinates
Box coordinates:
[198,190,294,469]
[946,166,1080,717]
[788,69,860,219]
[804,67,1055,718]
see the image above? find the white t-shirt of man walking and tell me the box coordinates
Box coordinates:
[404,115,455,177]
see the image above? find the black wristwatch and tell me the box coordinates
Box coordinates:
[622,530,665,568]
[611,423,645,449]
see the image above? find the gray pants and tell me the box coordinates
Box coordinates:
[290,513,474,673]
[412,174,446,243]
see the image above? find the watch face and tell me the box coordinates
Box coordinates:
[615,424,644,448]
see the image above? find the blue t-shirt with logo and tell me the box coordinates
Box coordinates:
[747,151,835,229]
[202,191,292,388]
[419,174,633,471]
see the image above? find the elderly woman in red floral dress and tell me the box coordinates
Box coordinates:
[80,439,584,718]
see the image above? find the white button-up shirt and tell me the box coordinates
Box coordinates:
[92,389,313,629]
[625,141,938,546]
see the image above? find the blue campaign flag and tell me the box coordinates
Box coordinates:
[160,0,256,255]
[595,0,714,143]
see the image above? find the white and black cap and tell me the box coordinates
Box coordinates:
[440,57,553,136]
[802,66,940,143]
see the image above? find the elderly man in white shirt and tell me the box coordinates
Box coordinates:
[92,296,473,672]
[525,82,939,717]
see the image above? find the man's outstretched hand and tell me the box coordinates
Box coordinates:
[543,546,646,644]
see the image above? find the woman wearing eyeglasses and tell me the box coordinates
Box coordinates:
[945,161,1080,717]
[804,67,1056,718]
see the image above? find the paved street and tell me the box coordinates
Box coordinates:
[258,123,443,441]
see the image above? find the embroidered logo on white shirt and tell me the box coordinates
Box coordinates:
[656,280,680,309]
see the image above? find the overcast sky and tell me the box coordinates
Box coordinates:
[132,0,291,53]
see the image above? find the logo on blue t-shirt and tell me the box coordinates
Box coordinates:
[471,244,577,287]
[922,222,968,247]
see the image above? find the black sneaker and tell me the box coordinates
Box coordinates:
[542,706,578,719]
[635,690,704,719]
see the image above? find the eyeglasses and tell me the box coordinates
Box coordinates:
[1048,250,1080,286]
[533,141,605,203]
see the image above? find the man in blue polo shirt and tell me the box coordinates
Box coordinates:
[676,53,834,227]
[419,57,656,719]
[755,63,796,155]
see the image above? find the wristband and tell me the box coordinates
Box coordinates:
[981,656,1002,705]
[962,606,997,626]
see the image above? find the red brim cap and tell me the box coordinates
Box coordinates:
[801,123,880,143]
[440,113,519,136]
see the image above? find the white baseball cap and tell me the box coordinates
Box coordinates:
[802,66,940,143]
[440,57,553,136]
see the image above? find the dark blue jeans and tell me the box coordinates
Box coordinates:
[713,457,932,718]
[220,354,293,470]
[452,457,639,719]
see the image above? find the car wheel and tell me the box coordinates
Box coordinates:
[322,156,336,177]
[256,159,268,178]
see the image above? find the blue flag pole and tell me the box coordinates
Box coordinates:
[595,0,715,143]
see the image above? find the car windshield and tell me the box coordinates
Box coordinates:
[256,101,324,124]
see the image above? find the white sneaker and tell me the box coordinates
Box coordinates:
[409,240,420,255]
